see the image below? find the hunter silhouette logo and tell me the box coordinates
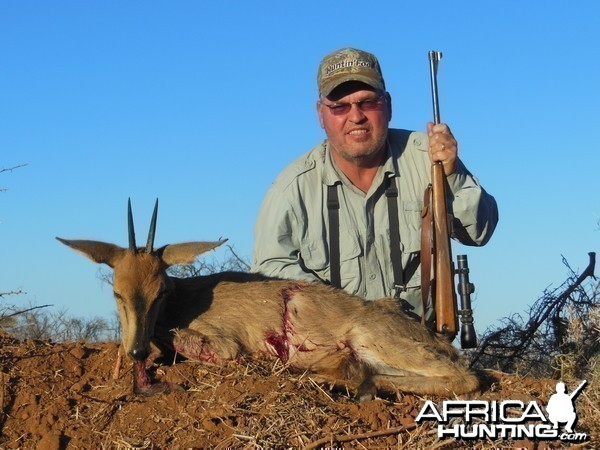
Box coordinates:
[416,380,589,442]
[546,380,586,434]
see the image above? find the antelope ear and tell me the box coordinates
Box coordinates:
[56,237,125,268]
[158,239,228,266]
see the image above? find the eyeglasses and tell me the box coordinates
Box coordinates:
[319,93,386,116]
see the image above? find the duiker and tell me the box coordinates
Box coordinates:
[57,200,480,398]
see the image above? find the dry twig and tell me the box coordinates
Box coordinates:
[303,423,418,450]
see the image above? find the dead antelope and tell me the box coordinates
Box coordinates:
[57,200,480,399]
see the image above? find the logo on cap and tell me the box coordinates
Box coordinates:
[325,58,375,75]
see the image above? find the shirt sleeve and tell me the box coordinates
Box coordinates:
[446,159,499,246]
[252,183,320,283]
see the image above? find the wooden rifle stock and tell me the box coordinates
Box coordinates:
[431,162,458,338]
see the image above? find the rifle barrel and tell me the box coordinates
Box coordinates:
[428,51,442,125]
[569,380,588,400]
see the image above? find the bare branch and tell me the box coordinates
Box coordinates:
[0,290,26,298]
[226,244,251,271]
[1,163,27,193]
[0,164,27,174]
[3,304,52,318]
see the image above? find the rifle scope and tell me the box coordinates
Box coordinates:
[457,254,477,349]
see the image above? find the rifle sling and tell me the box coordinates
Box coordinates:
[420,185,433,326]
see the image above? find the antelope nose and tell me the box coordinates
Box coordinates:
[129,348,149,361]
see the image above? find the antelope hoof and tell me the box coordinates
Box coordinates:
[357,379,377,402]
[132,360,183,396]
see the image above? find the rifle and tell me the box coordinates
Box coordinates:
[568,380,587,401]
[424,51,477,349]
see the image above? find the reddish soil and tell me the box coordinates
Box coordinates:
[0,330,596,449]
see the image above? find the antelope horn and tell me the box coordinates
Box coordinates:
[128,198,137,253]
[146,199,158,253]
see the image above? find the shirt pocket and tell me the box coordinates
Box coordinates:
[300,233,362,285]
[339,232,363,286]
[400,200,423,254]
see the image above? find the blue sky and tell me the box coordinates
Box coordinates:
[2,1,598,334]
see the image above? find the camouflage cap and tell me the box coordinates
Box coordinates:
[317,48,385,98]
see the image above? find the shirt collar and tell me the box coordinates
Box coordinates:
[382,135,399,179]
[321,140,341,186]
[321,137,400,196]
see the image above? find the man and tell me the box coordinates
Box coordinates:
[252,48,498,322]
[546,382,577,433]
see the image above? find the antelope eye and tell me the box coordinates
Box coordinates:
[113,292,124,301]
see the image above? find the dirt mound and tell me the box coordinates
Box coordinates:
[0,330,596,449]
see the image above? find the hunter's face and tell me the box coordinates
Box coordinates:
[317,82,391,166]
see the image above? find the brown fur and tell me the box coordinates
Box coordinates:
[57,237,480,398]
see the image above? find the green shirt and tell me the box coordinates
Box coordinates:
[252,129,498,320]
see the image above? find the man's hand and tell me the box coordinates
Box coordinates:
[427,122,457,176]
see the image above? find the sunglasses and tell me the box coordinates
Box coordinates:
[319,92,386,116]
